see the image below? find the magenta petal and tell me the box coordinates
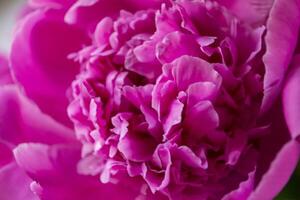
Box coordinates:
[122,85,161,135]
[65,0,165,29]
[29,0,74,8]
[0,86,75,145]
[14,143,141,200]
[167,56,221,91]
[10,9,89,126]
[156,31,200,64]
[261,0,300,112]
[0,162,38,200]
[186,82,219,107]
[0,142,13,168]
[222,170,255,200]
[94,17,113,49]
[0,55,13,85]
[283,55,300,139]
[215,0,273,25]
[249,140,300,200]
[163,99,184,138]
[185,100,219,137]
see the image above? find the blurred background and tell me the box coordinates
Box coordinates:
[0,0,23,54]
[0,0,299,199]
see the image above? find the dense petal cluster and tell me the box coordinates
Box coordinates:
[67,1,287,199]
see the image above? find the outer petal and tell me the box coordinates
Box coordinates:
[0,55,13,85]
[13,143,151,200]
[10,9,89,126]
[0,162,38,200]
[0,142,13,168]
[251,100,298,199]
[28,0,75,9]
[156,31,200,64]
[222,171,255,200]
[249,140,300,200]
[283,55,300,139]
[0,85,75,145]
[261,0,300,112]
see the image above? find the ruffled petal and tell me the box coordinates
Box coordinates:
[10,9,89,126]
[261,0,300,112]
[65,0,166,30]
[165,55,221,91]
[156,31,200,64]
[185,100,219,138]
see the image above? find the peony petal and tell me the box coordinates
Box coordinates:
[283,55,300,139]
[65,0,166,30]
[123,85,161,137]
[0,162,38,200]
[0,85,75,145]
[28,0,74,9]
[261,0,300,112]
[10,9,89,126]
[0,54,13,85]
[215,0,273,26]
[185,100,219,138]
[0,142,13,168]
[125,48,161,80]
[118,132,157,162]
[156,31,200,64]
[163,99,184,139]
[14,143,145,200]
[186,82,219,108]
[249,140,300,200]
[144,144,172,193]
[94,17,114,50]
[176,146,208,169]
[166,56,221,91]
[222,170,255,200]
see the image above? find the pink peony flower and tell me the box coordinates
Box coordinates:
[1,0,300,199]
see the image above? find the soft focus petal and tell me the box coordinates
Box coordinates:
[28,0,74,9]
[0,162,38,200]
[222,170,255,200]
[0,55,13,85]
[249,140,300,200]
[0,85,75,145]
[261,0,300,112]
[13,143,151,200]
[10,9,89,126]
[0,142,13,168]
[253,101,294,198]
[283,55,300,139]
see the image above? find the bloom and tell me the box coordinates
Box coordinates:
[1,0,300,199]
